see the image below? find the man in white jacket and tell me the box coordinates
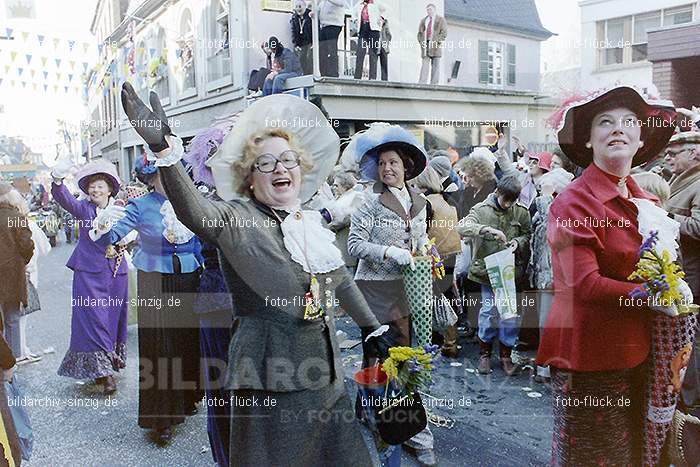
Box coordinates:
[353,0,384,80]
[317,0,345,77]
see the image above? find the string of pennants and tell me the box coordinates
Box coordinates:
[0,27,94,96]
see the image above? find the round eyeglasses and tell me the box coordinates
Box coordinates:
[253,151,301,173]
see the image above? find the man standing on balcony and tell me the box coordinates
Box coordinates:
[317,0,345,77]
[353,0,384,80]
[417,3,447,85]
[291,0,313,75]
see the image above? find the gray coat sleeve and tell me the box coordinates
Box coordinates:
[334,271,381,328]
[158,162,231,245]
[347,199,388,262]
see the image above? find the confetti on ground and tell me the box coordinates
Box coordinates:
[527,392,543,398]
[43,346,56,354]
[465,368,475,373]
[521,387,532,391]
[450,362,463,367]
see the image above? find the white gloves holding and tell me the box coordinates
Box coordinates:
[385,246,416,271]
[92,203,127,236]
[51,156,74,180]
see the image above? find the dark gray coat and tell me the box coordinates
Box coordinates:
[159,163,380,395]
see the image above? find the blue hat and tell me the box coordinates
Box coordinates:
[347,123,428,182]
[134,150,158,176]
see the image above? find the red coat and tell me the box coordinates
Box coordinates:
[537,163,654,372]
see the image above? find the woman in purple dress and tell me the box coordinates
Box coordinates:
[51,159,129,395]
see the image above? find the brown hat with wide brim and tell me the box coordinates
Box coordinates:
[668,130,700,146]
[553,86,677,168]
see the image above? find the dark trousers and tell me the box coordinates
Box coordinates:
[319,25,342,77]
[247,68,270,91]
[354,22,380,80]
[379,48,388,81]
[296,44,313,75]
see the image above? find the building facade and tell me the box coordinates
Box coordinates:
[86,0,556,181]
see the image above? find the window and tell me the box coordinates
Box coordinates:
[479,41,516,87]
[178,9,196,95]
[632,12,660,62]
[150,28,170,102]
[206,0,231,84]
[136,40,148,99]
[507,44,516,86]
[597,4,694,67]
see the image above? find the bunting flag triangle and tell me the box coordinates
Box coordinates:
[10,51,17,62]
[43,71,48,80]
[30,70,36,78]
[97,43,103,54]
[37,34,44,46]
[43,84,48,92]
[83,43,89,54]
[21,32,29,42]
[0,79,3,86]
[41,56,47,66]
[25,54,32,64]
[68,40,75,51]
[21,81,26,88]
[69,60,75,70]
[82,62,88,72]
[149,48,156,58]
[17,68,23,76]
[10,80,15,87]
[55,58,61,68]
[68,73,73,82]
[3,65,9,74]
[64,86,69,93]
[32,83,37,91]
[53,38,60,49]
[56,72,62,81]
[5,28,12,39]
[53,84,59,92]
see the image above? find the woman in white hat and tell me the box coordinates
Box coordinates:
[120,84,391,465]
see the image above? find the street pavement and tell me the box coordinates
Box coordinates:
[18,236,552,466]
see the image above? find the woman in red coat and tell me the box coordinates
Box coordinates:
[537,86,682,465]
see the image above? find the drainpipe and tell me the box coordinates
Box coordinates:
[312,0,320,77]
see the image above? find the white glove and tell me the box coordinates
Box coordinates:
[94,204,126,233]
[51,156,74,180]
[678,279,694,307]
[385,246,416,271]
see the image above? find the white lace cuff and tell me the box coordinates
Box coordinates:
[154,136,184,167]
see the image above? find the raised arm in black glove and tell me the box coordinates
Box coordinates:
[120,82,172,153]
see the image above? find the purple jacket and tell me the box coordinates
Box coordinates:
[51,182,127,275]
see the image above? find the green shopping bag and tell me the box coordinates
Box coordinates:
[401,256,433,347]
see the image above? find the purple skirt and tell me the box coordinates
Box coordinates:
[57,269,128,379]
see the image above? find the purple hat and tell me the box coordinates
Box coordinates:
[75,160,122,195]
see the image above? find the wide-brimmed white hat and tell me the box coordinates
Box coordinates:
[207,94,340,202]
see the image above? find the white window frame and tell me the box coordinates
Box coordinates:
[206,0,233,91]
[487,41,504,87]
[597,4,695,68]
[178,8,197,100]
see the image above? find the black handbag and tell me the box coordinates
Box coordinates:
[20,277,40,316]
[376,390,428,445]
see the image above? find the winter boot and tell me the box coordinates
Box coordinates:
[500,344,517,376]
[478,340,492,374]
[441,325,459,358]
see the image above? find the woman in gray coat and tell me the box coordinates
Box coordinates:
[120,86,390,466]
[346,124,437,466]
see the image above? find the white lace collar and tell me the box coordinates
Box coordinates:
[160,200,195,244]
[280,208,345,274]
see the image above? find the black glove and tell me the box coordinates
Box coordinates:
[361,326,393,361]
[120,82,172,153]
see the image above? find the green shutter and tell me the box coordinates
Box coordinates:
[479,41,489,84]
[507,43,516,86]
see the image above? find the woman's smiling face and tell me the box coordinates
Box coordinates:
[250,136,302,208]
[378,150,406,188]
